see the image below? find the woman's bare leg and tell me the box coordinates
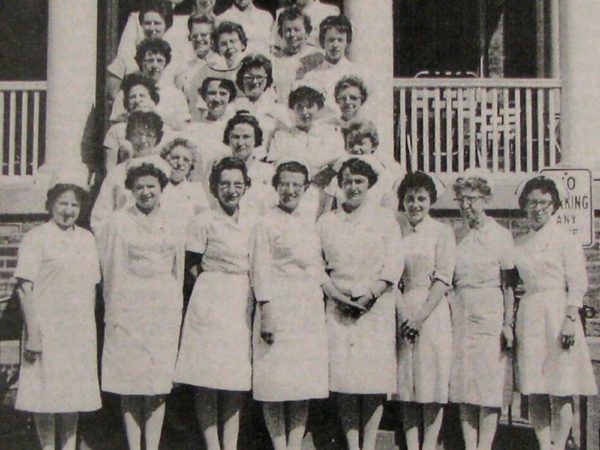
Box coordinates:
[263,402,287,450]
[478,406,499,450]
[34,413,56,450]
[57,412,78,450]
[288,400,309,450]
[336,393,360,450]
[195,388,220,450]
[143,395,166,450]
[222,390,243,450]
[361,395,384,450]
[459,404,478,450]
[550,396,574,450]
[400,402,420,450]
[422,403,444,450]
[121,396,143,450]
[529,394,551,450]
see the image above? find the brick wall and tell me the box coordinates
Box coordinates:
[0,217,45,300]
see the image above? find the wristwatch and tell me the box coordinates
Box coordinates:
[565,313,578,322]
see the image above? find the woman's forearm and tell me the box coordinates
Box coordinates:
[16,280,41,348]
[414,280,448,322]
[502,285,515,326]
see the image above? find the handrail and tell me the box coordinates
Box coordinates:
[0,81,47,91]
[394,78,561,89]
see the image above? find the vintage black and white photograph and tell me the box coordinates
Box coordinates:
[0,0,599,449]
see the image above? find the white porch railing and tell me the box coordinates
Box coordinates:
[0,81,47,178]
[394,78,562,174]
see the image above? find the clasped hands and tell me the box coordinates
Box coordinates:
[398,314,425,343]
[323,282,378,318]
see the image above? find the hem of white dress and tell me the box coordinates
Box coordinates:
[172,379,251,392]
[253,392,330,402]
[518,389,598,397]
[15,403,102,414]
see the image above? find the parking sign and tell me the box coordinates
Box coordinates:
[541,168,593,247]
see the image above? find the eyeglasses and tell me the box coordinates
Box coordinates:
[336,94,362,103]
[525,200,554,210]
[143,56,166,64]
[242,75,267,83]
[454,195,485,205]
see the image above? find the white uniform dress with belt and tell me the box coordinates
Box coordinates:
[395,214,456,403]
[450,218,514,407]
[252,205,329,401]
[14,222,101,413]
[97,205,184,395]
[317,199,403,394]
[514,220,597,396]
[174,205,257,391]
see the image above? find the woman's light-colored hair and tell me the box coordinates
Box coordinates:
[160,138,197,175]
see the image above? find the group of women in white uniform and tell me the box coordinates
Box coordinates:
[11,1,599,450]
[14,148,599,450]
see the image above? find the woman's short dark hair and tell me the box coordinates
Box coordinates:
[139,0,174,30]
[344,120,379,149]
[337,158,378,188]
[518,176,562,212]
[45,184,87,212]
[272,161,310,188]
[334,75,368,104]
[288,85,325,110]
[125,111,164,143]
[397,171,438,210]
[209,157,252,198]
[125,162,169,191]
[198,77,237,102]
[212,21,248,53]
[223,111,263,147]
[236,54,274,91]
[453,176,492,198]
[277,6,312,37]
[187,13,216,32]
[319,15,353,48]
[121,73,160,111]
[135,38,172,69]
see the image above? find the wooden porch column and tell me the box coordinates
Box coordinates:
[559,0,600,167]
[41,0,98,179]
[549,0,560,78]
[344,0,395,162]
[535,0,546,77]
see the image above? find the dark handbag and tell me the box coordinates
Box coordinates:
[0,287,23,341]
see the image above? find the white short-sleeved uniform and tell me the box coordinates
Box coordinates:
[218,4,274,54]
[103,121,176,170]
[450,218,514,407]
[272,45,324,104]
[110,79,191,130]
[15,222,101,413]
[174,205,257,391]
[267,123,345,174]
[317,200,403,394]
[90,155,165,233]
[252,206,329,401]
[395,215,456,404]
[514,220,597,396]
[271,2,340,50]
[97,206,184,395]
[111,12,193,82]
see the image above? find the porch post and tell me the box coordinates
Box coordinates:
[550,0,560,78]
[343,0,395,163]
[535,0,546,77]
[41,0,98,179]
[559,0,600,167]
